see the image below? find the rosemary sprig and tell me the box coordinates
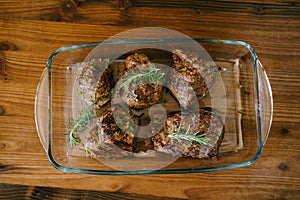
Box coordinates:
[65,106,96,148]
[120,67,164,90]
[168,125,208,146]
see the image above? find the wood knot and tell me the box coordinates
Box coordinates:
[253,4,265,15]
[281,128,289,135]
[0,41,16,82]
[278,163,289,171]
[61,0,78,13]
[0,41,18,51]
[115,0,131,10]
[195,8,202,15]
[0,165,13,172]
[0,105,5,116]
[0,143,7,150]
[110,183,122,191]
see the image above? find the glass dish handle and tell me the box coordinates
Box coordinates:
[34,68,49,152]
[257,60,273,146]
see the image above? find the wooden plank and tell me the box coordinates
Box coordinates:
[0,0,299,21]
[0,183,186,200]
[1,181,299,200]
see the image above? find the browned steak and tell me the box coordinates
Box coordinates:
[76,58,113,108]
[84,126,132,159]
[124,53,150,70]
[98,105,138,151]
[169,49,218,109]
[118,53,163,109]
[151,109,224,158]
[84,104,140,159]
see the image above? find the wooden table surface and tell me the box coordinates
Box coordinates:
[0,0,299,199]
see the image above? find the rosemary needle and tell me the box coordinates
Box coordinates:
[120,67,164,90]
[168,125,209,146]
[65,106,96,148]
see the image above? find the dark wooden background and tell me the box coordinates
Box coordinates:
[0,0,299,199]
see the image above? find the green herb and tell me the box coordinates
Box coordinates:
[65,106,96,148]
[120,67,164,90]
[168,125,208,146]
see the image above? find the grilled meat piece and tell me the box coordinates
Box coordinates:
[118,53,163,109]
[84,104,141,159]
[151,109,224,158]
[169,49,218,109]
[84,126,132,159]
[76,58,113,108]
[98,105,138,152]
[124,53,150,70]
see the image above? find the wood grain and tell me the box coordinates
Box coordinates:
[1,0,299,21]
[0,0,300,199]
[0,183,186,200]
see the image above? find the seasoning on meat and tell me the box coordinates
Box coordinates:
[76,58,113,108]
[151,108,224,158]
[84,104,141,159]
[118,53,164,109]
[169,49,218,109]
[98,104,138,151]
[84,126,132,159]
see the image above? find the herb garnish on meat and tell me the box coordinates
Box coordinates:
[168,125,209,146]
[119,67,164,90]
[65,106,96,148]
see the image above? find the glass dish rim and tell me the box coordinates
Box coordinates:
[41,38,264,175]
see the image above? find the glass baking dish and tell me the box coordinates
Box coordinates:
[35,38,273,175]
